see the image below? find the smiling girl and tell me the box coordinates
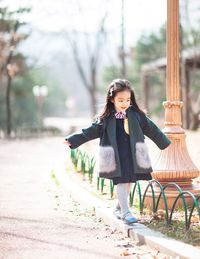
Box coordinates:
[64,79,171,224]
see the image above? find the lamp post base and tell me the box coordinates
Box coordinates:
[152,133,199,181]
[146,132,200,209]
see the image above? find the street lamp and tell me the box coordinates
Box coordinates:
[149,0,200,209]
[32,85,48,128]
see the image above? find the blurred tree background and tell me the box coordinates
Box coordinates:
[0,1,67,137]
[101,0,200,129]
[0,0,199,138]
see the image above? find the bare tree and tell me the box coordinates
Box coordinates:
[64,4,107,117]
[119,0,126,78]
[0,7,30,136]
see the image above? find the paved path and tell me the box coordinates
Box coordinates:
[0,137,170,259]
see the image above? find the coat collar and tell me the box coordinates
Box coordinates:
[106,106,143,146]
[105,105,118,147]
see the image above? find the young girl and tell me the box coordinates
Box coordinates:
[64,79,171,224]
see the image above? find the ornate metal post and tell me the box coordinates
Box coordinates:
[151,0,200,208]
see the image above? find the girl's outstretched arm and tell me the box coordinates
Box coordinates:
[65,120,102,149]
[138,113,171,150]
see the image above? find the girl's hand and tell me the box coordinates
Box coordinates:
[64,140,71,147]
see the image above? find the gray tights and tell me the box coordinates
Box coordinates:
[116,183,132,217]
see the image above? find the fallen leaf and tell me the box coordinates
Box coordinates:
[190,215,199,223]
[120,249,134,256]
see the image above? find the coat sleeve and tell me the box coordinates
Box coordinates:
[137,113,171,150]
[65,120,103,149]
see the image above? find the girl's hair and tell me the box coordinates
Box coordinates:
[97,79,146,120]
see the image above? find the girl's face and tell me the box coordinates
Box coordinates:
[111,90,131,112]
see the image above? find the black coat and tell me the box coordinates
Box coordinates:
[65,106,171,179]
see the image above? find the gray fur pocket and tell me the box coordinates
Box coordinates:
[99,146,116,173]
[135,142,151,169]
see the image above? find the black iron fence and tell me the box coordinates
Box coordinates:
[70,149,200,230]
